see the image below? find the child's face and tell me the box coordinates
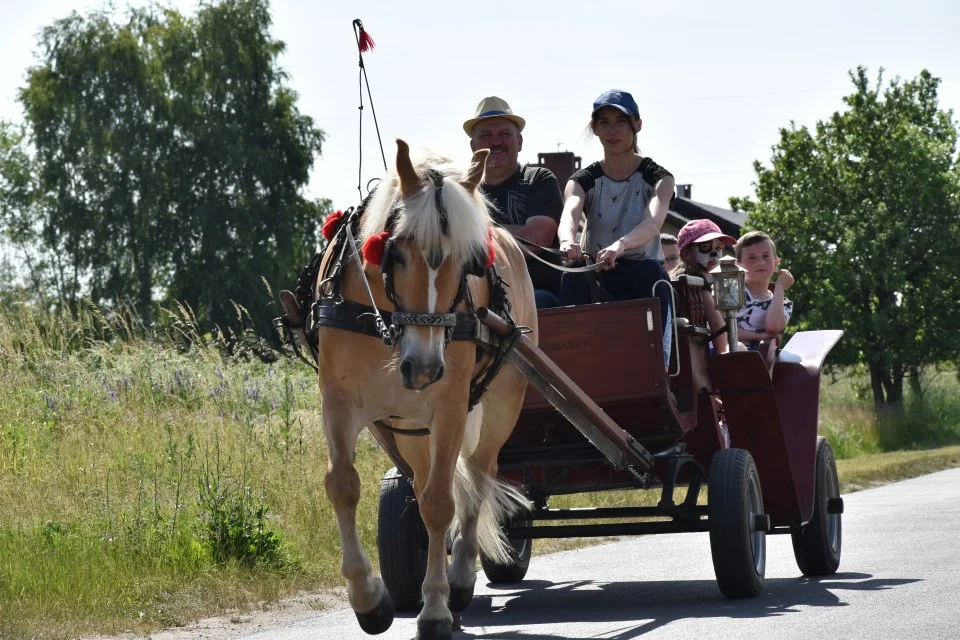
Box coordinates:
[690,239,725,272]
[737,239,779,284]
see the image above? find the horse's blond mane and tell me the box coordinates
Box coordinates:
[361,149,491,267]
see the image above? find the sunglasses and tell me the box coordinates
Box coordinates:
[695,240,723,254]
[663,255,681,266]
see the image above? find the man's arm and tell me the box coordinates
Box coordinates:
[509,168,562,247]
[502,217,557,246]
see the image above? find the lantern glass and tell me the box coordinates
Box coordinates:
[710,255,746,312]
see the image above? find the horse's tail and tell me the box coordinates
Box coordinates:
[452,457,531,565]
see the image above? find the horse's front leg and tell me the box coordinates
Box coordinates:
[446,405,485,612]
[322,390,394,634]
[416,404,468,640]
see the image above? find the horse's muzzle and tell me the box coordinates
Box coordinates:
[400,357,445,391]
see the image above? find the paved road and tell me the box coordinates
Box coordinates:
[244,468,960,640]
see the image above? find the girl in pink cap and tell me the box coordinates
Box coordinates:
[672,218,737,353]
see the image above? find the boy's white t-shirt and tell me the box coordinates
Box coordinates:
[736,288,793,334]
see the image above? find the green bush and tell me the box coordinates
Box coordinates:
[197,447,287,568]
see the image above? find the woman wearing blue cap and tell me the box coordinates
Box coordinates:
[557,89,675,330]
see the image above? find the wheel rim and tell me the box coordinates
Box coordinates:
[510,519,531,560]
[826,462,841,553]
[748,471,766,575]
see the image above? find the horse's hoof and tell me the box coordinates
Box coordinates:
[416,618,453,640]
[355,592,395,635]
[447,583,474,612]
[452,611,463,631]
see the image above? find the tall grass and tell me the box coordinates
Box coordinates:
[819,365,960,458]
[1,299,959,639]
[0,300,391,639]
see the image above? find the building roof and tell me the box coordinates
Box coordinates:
[668,197,747,237]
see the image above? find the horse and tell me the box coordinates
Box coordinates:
[280,139,537,639]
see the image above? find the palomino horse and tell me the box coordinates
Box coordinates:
[284,140,537,639]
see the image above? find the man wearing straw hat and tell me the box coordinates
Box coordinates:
[464,96,563,308]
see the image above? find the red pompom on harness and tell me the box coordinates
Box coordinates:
[361,230,390,266]
[321,210,344,242]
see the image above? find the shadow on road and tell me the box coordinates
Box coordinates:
[446,572,919,639]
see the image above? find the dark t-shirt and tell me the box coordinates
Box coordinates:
[480,164,563,294]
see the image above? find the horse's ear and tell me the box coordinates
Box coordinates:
[396,139,419,197]
[460,149,489,193]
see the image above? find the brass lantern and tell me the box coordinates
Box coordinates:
[710,255,746,351]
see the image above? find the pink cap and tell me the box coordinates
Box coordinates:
[677,219,736,253]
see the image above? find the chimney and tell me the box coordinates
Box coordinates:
[535,152,582,186]
[676,183,692,199]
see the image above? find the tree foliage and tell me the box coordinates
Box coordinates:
[732,67,960,411]
[6,0,328,335]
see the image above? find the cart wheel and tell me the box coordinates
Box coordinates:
[792,436,842,576]
[708,448,766,598]
[480,513,532,584]
[377,467,427,612]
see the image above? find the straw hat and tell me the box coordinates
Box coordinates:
[463,96,526,136]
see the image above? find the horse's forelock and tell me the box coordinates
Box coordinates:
[362,150,490,268]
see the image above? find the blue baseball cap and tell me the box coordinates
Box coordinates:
[591,89,640,119]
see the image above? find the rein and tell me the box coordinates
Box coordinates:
[510,234,607,273]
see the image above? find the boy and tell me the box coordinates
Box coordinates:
[735,231,799,361]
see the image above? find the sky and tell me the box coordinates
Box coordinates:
[2,0,959,214]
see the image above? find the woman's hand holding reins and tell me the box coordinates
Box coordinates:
[560,240,584,265]
[596,240,625,270]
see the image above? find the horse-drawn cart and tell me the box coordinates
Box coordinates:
[280,144,844,638]
[370,276,844,606]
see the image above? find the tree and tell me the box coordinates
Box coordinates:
[0,121,55,303]
[732,68,960,413]
[12,0,328,333]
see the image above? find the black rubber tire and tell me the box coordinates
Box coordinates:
[377,467,427,612]
[479,514,532,584]
[708,448,766,598]
[792,436,842,576]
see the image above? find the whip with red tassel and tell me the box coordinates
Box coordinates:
[357,23,375,52]
[352,18,387,202]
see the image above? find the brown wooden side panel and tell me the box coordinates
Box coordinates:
[771,362,818,524]
[770,330,843,524]
[523,300,668,410]
[709,351,803,526]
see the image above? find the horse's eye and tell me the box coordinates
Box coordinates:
[392,249,406,268]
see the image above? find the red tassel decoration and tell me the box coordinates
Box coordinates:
[321,210,344,242]
[358,28,376,53]
[362,230,390,266]
[485,227,496,268]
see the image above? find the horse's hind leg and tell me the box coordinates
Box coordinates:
[322,392,394,634]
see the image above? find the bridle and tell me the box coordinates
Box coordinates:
[322,175,489,351]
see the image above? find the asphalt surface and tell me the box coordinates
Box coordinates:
[241,467,960,640]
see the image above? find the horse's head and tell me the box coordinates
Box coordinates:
[361,140,492,391]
